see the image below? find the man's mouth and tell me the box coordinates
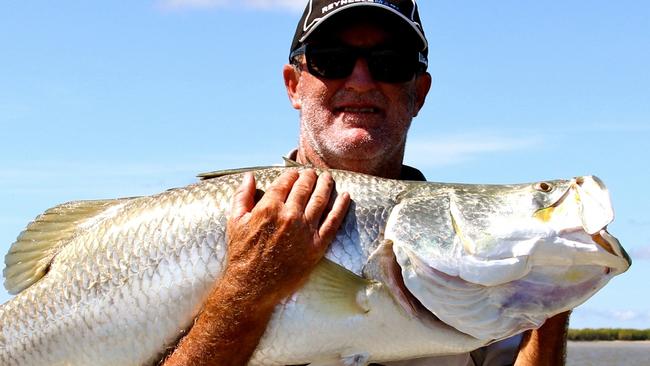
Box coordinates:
[339,107,379,113]
[337,107,380,113]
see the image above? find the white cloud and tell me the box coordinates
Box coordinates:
[611,310,642,322]
[157,0,305,11]
[404,134,541,168]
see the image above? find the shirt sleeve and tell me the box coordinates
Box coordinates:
[469,334,523,366]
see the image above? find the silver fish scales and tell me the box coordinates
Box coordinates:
[0,167,631,365]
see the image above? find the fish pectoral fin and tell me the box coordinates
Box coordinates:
[4,198,132,294]
[301,259,372,315]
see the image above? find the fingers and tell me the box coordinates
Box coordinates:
[260,170,300,204]
[304,172,335,226]
[230,172,256,220]
[285,169,318,212]
[245,169,349,249]
[318,191,351,247]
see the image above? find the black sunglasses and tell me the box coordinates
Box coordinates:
[290,44,428,83]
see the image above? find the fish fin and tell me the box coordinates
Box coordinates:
[340,353,370,366]
[197,166,280,180]
[363,240,429,320]
[198,158,316,180]
[283,156,301,167]
[301,258,372,315]
[4,199,131,294]
[307,353,370,366]
[282,157,314,168]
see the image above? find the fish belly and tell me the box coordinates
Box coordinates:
[0,170,409,365]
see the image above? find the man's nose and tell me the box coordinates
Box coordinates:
[344,57,376,91]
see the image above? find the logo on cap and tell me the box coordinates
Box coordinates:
[321,0,395,15]
[290,0,427,58]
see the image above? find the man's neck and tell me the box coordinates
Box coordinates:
[295,146,404,180]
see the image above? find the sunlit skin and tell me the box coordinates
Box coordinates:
[284,23,432,179]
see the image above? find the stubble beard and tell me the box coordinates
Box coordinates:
[298,87,417,170]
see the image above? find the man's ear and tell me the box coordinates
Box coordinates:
[413,72,432,117]
[283,64,302,110]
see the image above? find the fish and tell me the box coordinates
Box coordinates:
[0,167,631,366]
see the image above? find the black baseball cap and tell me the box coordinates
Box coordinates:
[290,0,428,58]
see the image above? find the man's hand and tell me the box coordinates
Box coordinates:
[225,169,350,307]
[163,169,350,366]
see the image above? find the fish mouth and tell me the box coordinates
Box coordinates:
[532,175,631,275]
[557,227,632,274]
[593,230,629,263]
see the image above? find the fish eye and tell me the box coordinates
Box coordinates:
[534,182,554,193]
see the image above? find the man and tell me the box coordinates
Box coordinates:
[163,1,570,365]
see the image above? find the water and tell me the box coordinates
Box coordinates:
[567,341,650,366]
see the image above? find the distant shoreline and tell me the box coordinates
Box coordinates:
[568,328,650,341]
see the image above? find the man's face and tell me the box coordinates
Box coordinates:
[285,22,431,173]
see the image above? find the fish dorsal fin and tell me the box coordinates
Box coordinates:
[3,199,131,294]
[197,166,278,181]
[197,157,312,181]
[282,157,316,168]
[283,156,300,167]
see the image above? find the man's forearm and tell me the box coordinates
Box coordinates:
[162,271,277,366]
[514,311,571,366]
[163,171,350,366]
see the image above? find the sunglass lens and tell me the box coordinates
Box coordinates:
[368,49,417,83]
[307,47,356,79]
[305,45,420,83]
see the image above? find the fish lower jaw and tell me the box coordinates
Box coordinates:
[536,229,630,274]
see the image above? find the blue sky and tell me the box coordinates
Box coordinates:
[1,1,648,329]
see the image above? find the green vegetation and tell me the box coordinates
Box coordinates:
[569,328,650,341]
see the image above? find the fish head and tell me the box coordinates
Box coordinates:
[383,176,631,341]
[531,176,631,269]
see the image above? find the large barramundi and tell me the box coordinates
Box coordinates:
[0,167,630,365]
